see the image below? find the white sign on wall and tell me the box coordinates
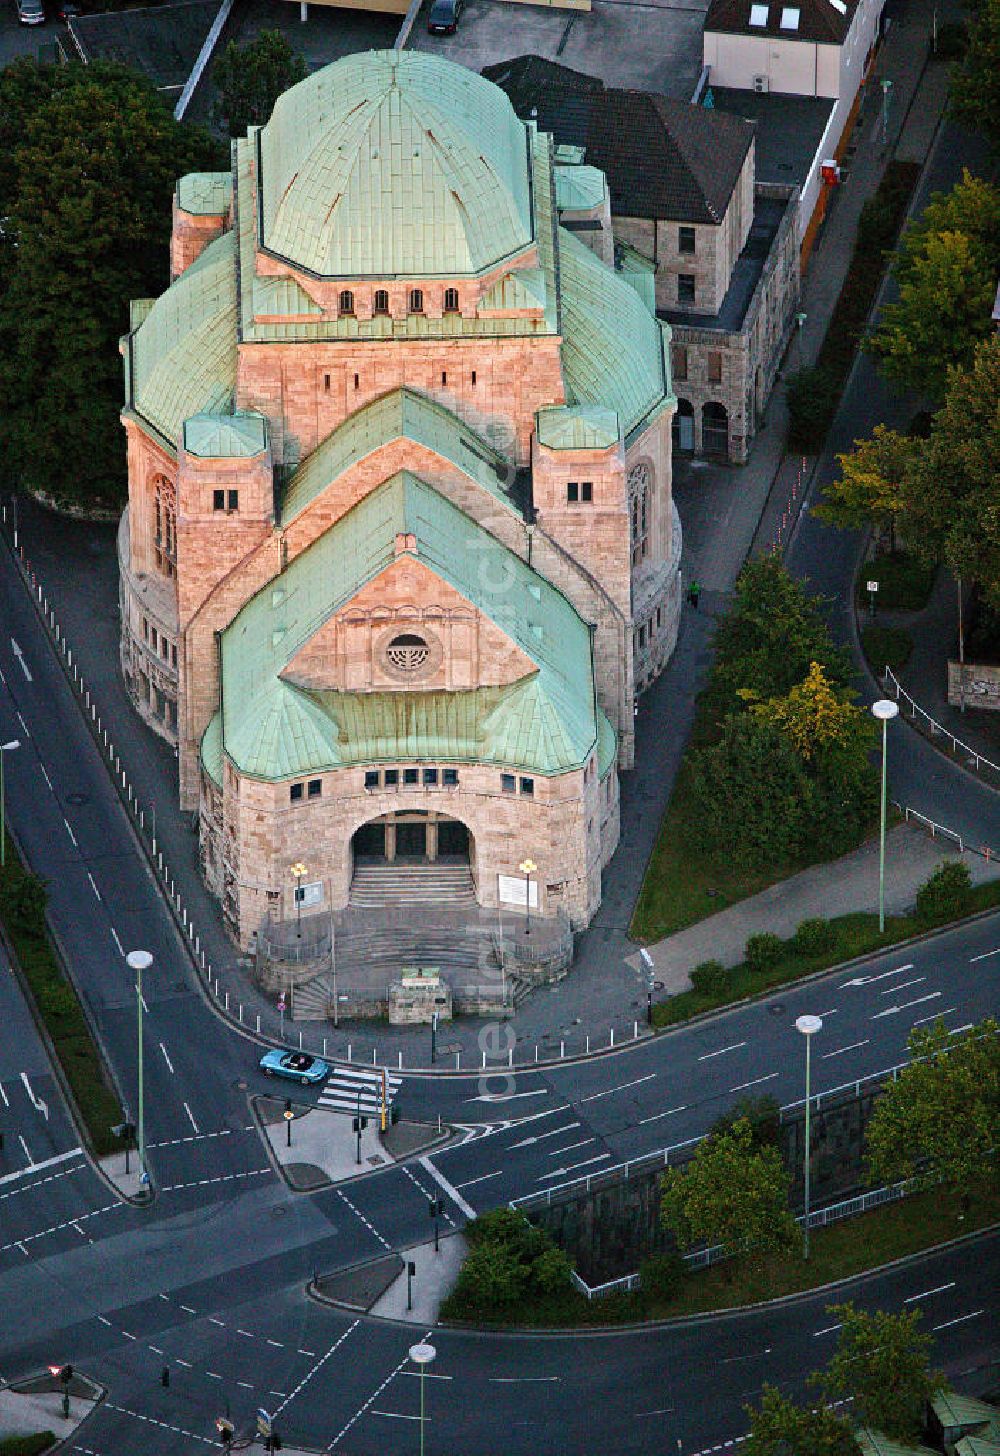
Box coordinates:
[294,880,324,908]
[498,873,539,909]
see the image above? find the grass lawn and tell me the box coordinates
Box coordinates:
[862,624,913,674]
[857,553,937,612]
[442,1186,1000,1330]
[651,881,1000,1028]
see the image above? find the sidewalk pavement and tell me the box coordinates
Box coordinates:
[368,1231,468,1324]
[258,1100,446,1188]
[2,0,980,1070]
[0,1385,98,1446]
[640,823,1000,990]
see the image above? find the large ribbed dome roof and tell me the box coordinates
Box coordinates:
[257,50,534,279]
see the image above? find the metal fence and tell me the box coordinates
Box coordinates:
[883,666,1000,780]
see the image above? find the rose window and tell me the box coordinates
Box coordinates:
[385,633,430,673]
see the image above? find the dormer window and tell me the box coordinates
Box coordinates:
[373,289,389,316]
[339,289,354,316]
[749,2,768,22]
[409,288,424,313]
[444,287,459,313]
[780,5,799,24]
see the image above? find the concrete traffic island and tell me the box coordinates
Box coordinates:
[312,1231,468,1324]
[0,1368,103,1451]
[255,1097,450,1190]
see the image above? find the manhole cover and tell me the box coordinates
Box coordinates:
[66,792,89,805]
[768,1003,786,1017]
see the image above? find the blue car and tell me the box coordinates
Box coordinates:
[259,1049,330,1086]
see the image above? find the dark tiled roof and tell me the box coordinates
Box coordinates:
[483,56,755,225]
[704,0,857,45]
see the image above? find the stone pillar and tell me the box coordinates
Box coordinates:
[427,816,438,862]
[385,819,396,862]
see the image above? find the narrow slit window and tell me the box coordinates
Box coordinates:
[339,289,354,315]
[444,287,459,312]
[373,289,389,315]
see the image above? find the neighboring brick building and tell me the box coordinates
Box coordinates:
[118,50,681,948]
[485,56,800,464]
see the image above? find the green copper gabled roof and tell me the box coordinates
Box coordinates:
[218,473,601,778]
[536,405,620,451]
[956,1438,1000,1456]
[558,226,670,440]
[281,388,517,524]
[933,1394,1000,1436]
[554,163,608,213]
[856,1430,939,1456]
[177,171,231,216]
[479,268,547,313]
[200,710,224,787]
[127,230,237,452]
[257,50,533,279]
[183,411,268,460]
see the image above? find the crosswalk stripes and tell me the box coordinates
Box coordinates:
[317,1066,402,1116]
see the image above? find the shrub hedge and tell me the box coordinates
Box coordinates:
[862,625,914,673]
[0,833,122,1156]
[0,1434,57,1456]
[789,160,921,451]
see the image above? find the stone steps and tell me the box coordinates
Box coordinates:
[349,862,477,909]
[292,970,336,1021]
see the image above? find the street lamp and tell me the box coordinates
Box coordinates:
[795,1014,823,1259]
[409,1342,436,1456]
[518,858,536,938]
[871,699,899,933]
[640,947,655,1026]
[794,310,807,370]
[126,950,153,1188]
[290,861,308,940]
[0,739,21,868]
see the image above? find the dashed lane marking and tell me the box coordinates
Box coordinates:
[578,1073,656,1104]
[110,928,123,956]
[328,1339,414,1449]
[63,819,78,847]
[159,1042,175,1075]
[183,1101,199,1134]
[419,1155,476,1220]
[0,1160,84,1201]
[821,1040,870,1060]
[904,1282,955,1303]
[147,1126,254,1151]
[932,1310,984,1332]
[0,1199,119,1254]
[638,1104,686,1125]
[87,872,101,902]
[160,1168,271,1193]
[336,1189,393,1250]
[272,1321,360,1420]
[103,1402,213,1447]
[729,1073,779,1094]
[400,1164,457,1227]
[697,1041,747,1062]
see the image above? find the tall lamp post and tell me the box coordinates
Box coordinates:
[290,861,308,940]
[1,739,21,868]
[871,699,899,933]
[795,1014,823,1259]
[518,858,536,938]
[126,950,153,1187]
[409,1342,436,1456]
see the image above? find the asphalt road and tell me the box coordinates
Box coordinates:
[1,533,999,1451]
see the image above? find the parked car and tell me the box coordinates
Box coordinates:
[17,0,46,23]
[259,1049,330,1086]
[427,0,463,34]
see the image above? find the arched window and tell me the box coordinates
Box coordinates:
[152,475,176,578]
[373,289,389,316]
[628,464,650,568]
[443,287,459,313]
[338,289,354,316]
[409,288,424,314]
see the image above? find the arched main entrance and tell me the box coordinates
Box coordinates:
[350,811,477,908]
[352,811,470,863]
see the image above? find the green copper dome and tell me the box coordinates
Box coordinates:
[257,50,534,280]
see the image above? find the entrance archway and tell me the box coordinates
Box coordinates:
[350,811,476,908]
[351,811,471,865]
[702,401,729,458]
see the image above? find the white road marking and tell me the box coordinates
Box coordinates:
[970,947,1000,962]
[20,1072,48,1120]
[821,1040,870,1060]
[329,1345,416,1449]
[537,1153,611,1181]
[419,1155,477,1219]
[10,639,32,681]
[490,1376,560,1383]
[456,1171,503,1189]
[638,1104,687,1125]
[110,927,124,956]
[103,1401,212,1448]
[159,1168,271,1192]
[881,976,924,995]
[336,1189,393,1251]
[949,1024,974,1035]
[18,1134,32,1166]
[904,1282,955,1303]
[842,964,913,988]
[872,992,941,1020]
[16,711,29,735]
[912,1006,956,1026]
[579,1073,656,1103]
[63,819,78,847]
[272,1321,360,1422]
[96,1315,112,1327]
[466,1088,548,1103]
[0,1146,82,1189]
[87,872,101,901]
[370,1410,422,1421]
[0,1199,119,1255]
[508,1121,582,1149]
[39,764,53,791]
[398,1370,453,1381]
[208,1317,224,1328]
[697,1041,747,1062]
[159,1042,175,1074]
[812,1323,842,1337]
[546,1138,596,1157]
[0,1082,7,1108]
[183,1102,199,1134]
[729,1072,779,1093]
[932,1310,984,1332]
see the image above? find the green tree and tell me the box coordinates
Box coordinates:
[868,171,1000,396]
[744,1385,861,1456]
[949,0,1000,153]
[816,425,920,547]
[0,67,221,512]
[660,1118,797,1270]
[688,714,814,872]
[902,335,1000,607]
[212,30,307,137]
[814,1303,944,1441]
[865,1018,999,1195]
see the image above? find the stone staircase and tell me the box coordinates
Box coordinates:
[292,970,337,1021]
[334,921,496,982]
[349,861,477,909]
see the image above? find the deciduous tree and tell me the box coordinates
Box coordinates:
[816,425,920,547]
[949,0,1000,153]
[212,29,307,137]
[865,1017,999,1194]
[814,1303,944,1442]
[660,1118,797,1270]
[744,1385,861,1456]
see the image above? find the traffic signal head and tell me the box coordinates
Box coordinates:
[61,1365,73,1385]
[390,1104,401,1125]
